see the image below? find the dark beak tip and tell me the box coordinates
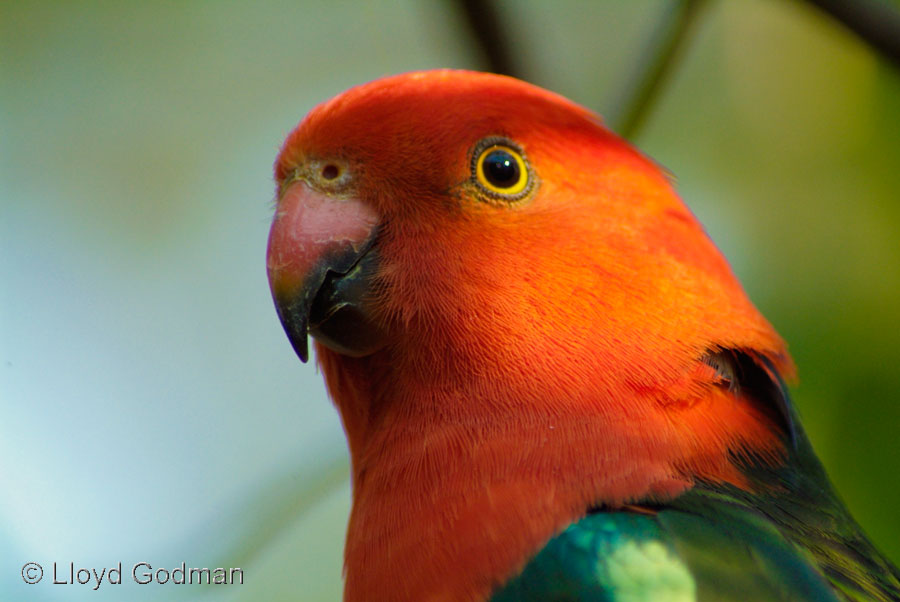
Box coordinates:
[292,339,310,364]
[283,321,310,363]
[272,296,311,364]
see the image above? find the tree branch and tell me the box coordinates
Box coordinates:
[612,0,709,140]
[451,0,520,77]
[805,0,900,70]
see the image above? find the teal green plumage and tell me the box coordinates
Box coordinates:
[492,353,900,601]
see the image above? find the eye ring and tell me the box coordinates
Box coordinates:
[471,138,533,201]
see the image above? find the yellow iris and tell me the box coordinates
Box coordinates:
[475,144,530,197]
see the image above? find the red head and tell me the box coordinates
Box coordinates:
[267,70,793,601]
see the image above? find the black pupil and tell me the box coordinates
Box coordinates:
[483,150,519,188]
[322,164,339,180]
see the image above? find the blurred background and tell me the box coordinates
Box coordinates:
[2,1,899,600]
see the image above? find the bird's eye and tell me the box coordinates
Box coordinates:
[321,164,340,180]
[472,139,532,200]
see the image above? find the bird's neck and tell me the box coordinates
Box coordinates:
[317,346,785,602]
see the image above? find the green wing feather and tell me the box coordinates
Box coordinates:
[491,352,900,601]
[492,496,842,601]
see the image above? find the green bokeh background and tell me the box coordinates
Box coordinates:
[2,1,898,600]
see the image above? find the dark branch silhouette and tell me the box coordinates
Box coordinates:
[611,0,709,139]
[806,0,900,70]
[451,0,520,77]
[449,0,900,141]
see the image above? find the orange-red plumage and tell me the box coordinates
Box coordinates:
[270,70,795,601]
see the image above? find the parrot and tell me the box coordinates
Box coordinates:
[265,70,900,601]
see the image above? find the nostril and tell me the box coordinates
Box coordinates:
[322,164,340,180]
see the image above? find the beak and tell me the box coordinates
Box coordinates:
[266,180,384,362]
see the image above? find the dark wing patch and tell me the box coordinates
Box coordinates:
[702,348,798,450]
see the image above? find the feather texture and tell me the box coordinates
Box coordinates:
[266,70,898,601]
[493,353,900,601]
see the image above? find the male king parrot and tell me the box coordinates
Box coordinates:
[265,70,900,601]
